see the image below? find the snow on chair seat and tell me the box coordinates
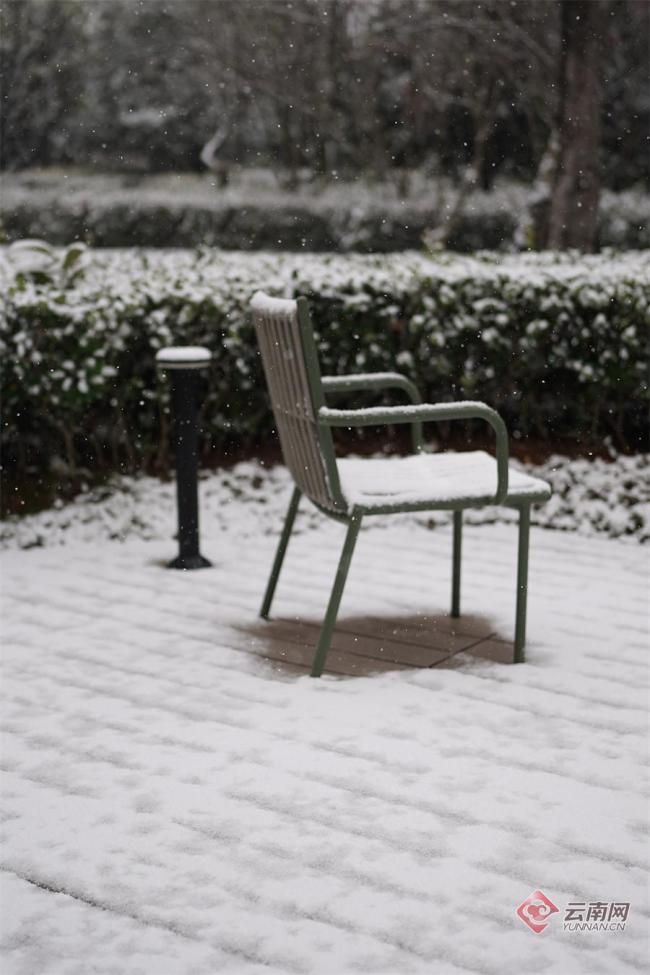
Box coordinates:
[338,451,551,513]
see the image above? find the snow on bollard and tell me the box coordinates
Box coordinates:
[156,346,212,570]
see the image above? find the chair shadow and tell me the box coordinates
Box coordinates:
[236,610,514,678]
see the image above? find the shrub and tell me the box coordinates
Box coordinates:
[1,245,648,480]
[2,172,648,252]
[2,454,648,550]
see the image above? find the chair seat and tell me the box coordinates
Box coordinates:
[337,450,551,513]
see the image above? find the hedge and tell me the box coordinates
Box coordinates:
[3,454,649,549]
[3,173,649,252]
[1,244,648,479]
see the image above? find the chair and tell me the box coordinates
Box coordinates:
[251,292,551,677]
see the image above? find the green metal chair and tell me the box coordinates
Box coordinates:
[251,292,551,677]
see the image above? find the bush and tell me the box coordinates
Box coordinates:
[2,454,649,550]
[1,245,648,481]
[2,172,648,252]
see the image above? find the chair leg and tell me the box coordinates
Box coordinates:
[311,513,362,678]
[260,486,301,619]
[514,504,531,663]
[451,509,462,617]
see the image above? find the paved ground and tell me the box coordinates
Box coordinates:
[1,513,648,974]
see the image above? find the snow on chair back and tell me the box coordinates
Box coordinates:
[251,292,345,514]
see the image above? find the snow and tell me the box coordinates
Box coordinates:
[1,454,648,552]
[323,372,414,385]
[320,402,508,422]
[1,483,648,973]
[338,451,550,509]
[156,346,212,367]
[250,291,297,315]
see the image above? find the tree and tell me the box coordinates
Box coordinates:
[1,0,645,208]
[545,0,608,251]
[0,0,84,169]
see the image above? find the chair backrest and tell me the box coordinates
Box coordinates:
[251,292,345,513]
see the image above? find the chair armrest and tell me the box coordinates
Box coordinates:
[321,372,423,451]
[319,401,509,504]
[322,371,422,401]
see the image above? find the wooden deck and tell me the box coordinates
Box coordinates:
[231,611,515,676]
[3,519,648,974]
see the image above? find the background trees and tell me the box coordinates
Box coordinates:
[543,0,608,251]
[0,0,84,169]
[1,0,648,249]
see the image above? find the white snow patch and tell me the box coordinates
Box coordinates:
[156,346,211,366]
[250,291,297,315]
[338,451,550,507]
[1,454,647,552]
[1,506,648,973]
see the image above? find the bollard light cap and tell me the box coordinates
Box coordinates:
[156,346,211,370]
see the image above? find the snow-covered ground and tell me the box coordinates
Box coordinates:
[1,470,649,973]
[2,453,648,551]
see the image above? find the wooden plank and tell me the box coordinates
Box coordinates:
[435,637,515,667]
[227,625,411,676]
[263,618,450,667]
[462,638,514,665]
[282,614,489,655]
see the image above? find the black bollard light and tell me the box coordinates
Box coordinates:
[156,346,212,569]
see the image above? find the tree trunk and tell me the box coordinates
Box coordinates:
[426,87,496,250]
[546,0,607,251]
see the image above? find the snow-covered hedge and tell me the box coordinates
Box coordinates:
[1,245,648,474]
[3,172,649,251]
[2,454,648,549]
